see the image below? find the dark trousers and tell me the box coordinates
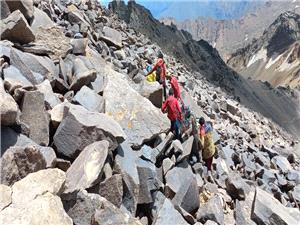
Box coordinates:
[204,157,213,171]
[171,119,183,142]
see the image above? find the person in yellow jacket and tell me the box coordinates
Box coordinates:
[199,117,216,182]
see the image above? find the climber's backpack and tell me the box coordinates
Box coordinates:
[155,60,165,83]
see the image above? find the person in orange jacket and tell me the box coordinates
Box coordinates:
[161,88,183,142]
[147,51,167,99]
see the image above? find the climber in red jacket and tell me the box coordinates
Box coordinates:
[161,88,183,142]
[147,51,167,99]
[169,75,182,103]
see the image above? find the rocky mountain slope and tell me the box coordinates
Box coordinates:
[227,11,300,89]
[109,0,300,137]
[161,0,300,59]
[0,0,300,225]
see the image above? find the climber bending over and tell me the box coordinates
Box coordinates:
[161,88,183,142]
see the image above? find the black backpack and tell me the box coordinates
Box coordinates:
[155,60,164,83]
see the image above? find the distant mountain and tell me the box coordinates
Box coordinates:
[102,0,263,21]
[227,11,300,89]
[161,0,300,59]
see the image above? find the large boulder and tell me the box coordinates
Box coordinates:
[63,141,109,194]
[20,90,49,145]
[137,81,163,108]
[0,169,72,225]
[73,85,104,113]
[172,176,199,213]
[153,198,189,225]
[4,0,34,21]
[114,142,140,215]
[0,79,19,125]
[196,195,224,225]
[100,26,123,49]
[53,104,125,159]
[165,162,194,197]
[251,187,300,225]
[0,146,46,186]
[103,66,169,148]
[0,10,35,44]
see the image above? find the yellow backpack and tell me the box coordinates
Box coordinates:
[146,71,156,82]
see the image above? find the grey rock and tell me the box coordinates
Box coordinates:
[196,195,224,225]
[30,7,54,32]
[92,196,142,225]
[138,80,163,108]
[54,104,125,159]
[287,170,300,184]
[153,198,189,225]
[0,79,19,125]
[103,66,169,148]
[0,1,10,19]
[177,136,194,162]
[56,158,71,172]
[141,145,159,163]
[0,146,46,186]
[114,142,140,215]
[5,0,34,21]
[70,57,97,91]
[100,26,123,49]
[225,174,250,200]
[73,85,104,113]
[0,10,35,44]
[50,101,71,128]
[0,184,11,211]
[71,38,88,55]
[36,79,61,109]
[0,168,72,225]
[234,200,246,225]
[165,162,194,197]
[251,187,300,225]
[63,141,109,194]
[64,190,102,225]
[162,158,174,175]
[172,176,199,213]
[136,159,159,204]
[98,174,123,207]
[20,90,49,146]
[90,74,107,94]
[291,184,300,204]
[39,147,56,168]
[3,65,32,93]
[271,156,292,173]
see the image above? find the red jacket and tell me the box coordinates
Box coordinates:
[150,58,166,81]
[161,95,182,121]
[170,76,181,100]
